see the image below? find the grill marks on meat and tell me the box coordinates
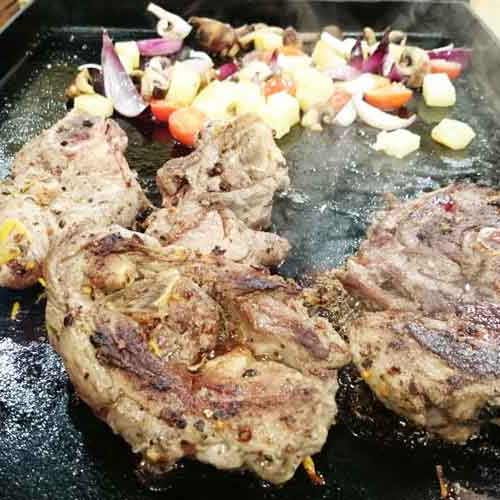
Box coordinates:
[45,226,349,483]
[339,183,500,442]
[146,114,290,267]
[0,110,149,289]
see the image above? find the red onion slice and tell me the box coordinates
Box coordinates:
[137,38,183,56]
[101,31,148,118]
[427,48,472,68]
[217,62,239,80]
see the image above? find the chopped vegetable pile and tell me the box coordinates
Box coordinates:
[66,2,475,153]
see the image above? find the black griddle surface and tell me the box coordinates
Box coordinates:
[1,2,500,498]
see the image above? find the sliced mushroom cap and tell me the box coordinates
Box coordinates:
[66,68,96,99]
[141,60,172,100]
[363,27,377,46]
[399,46,430,88]
[189,16,238,55]
[389,30,407,44]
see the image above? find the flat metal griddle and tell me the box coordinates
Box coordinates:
[1,1,500,499]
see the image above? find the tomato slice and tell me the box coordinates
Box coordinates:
[168,107,206,147]
[151,100,179,123]
[329,87,352,113]
[364,85,413,110]
[263,75,296,97]
[430,59,462,80]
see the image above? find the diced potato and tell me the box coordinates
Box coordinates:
[192,80,239,120]
[258,91,300,139]
[293,66,334,112]
[167,62,201,107]
[238,61,272,82]
[277,54,312,72]
[74,94,114,118]
[268,91,300,127]
[312,40,347,71]
[115,41,140,74]
[234,81,265,116]
[254,31,283,51]
[372,129,421,159]
[431,118,475,150]
[423,73,456,107]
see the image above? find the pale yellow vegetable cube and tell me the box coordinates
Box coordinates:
[258,91,300,139]
[312,40,347,71]
[254,31,283,51]
[267,91,300,127]
[234,81,265,116]
[277,54,312,71]
[115,41,140,74]
[192,81,239,120]
[166,62,201,107]
[74,94,114,118]
[372,129,421,159]
[431,118,476,150]
[423,73,456,107]
[293,66,334,111]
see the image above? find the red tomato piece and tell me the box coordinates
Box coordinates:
[168,107,206,147]
[430,59,462,80]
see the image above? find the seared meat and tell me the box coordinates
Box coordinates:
[146,200,290,267]
[339,183,500,442]
[155,114,289,230]
[45,226,349,484]
[340,183,500,313]
[0,110,149,289]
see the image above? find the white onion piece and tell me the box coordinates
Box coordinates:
[78,63,102,72]
[382,53,395,77]
[334,99,357,127]
[353,94,416,130]
[321,31,347,56]
[101,31,147,118]
[147,2,192,40]
[342,74,378,95]
[343,37,357,55]
[323,64,360,81]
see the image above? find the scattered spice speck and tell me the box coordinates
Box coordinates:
[10,301,21,320]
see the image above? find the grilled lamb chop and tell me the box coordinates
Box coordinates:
[338,183,500,442]
[0,110,149,289]
[45,226,349,483]
[146,200,290,267]
[155,114,289,230]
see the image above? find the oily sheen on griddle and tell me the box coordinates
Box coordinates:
[146,115,291,266]
[339,183,500,442]
[45,225,349,484]
[0,110,149,289]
